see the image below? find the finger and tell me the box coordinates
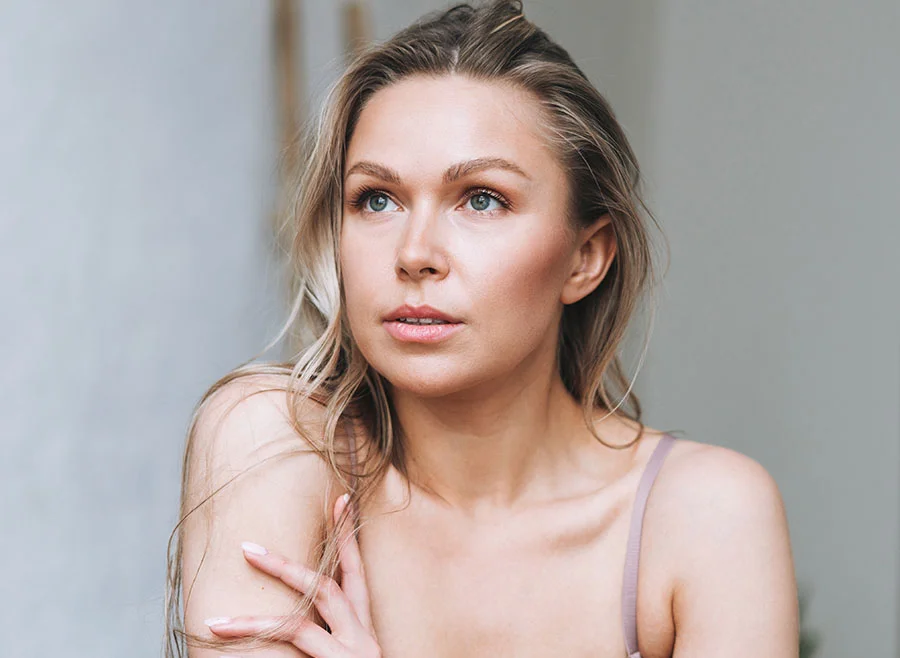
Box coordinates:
[240,541,360,635]
[205,615,339,657]
[334,493,373,630]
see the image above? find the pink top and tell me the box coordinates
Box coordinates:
[342,419,677,658]
[622,433,676,657]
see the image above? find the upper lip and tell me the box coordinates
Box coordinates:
[384,304,462,323]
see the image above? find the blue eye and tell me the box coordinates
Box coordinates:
[363,192,399,213]
[348,186,511,215]
[468,192,501,212]
[465,188,510,213]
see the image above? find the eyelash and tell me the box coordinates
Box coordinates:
[347,185,512,214]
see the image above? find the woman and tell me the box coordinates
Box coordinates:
[165,1,799,656]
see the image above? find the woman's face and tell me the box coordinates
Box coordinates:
[340,74,608,398]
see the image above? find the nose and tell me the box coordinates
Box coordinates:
[394,205,449,282]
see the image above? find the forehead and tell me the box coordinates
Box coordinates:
[345,74,556,172]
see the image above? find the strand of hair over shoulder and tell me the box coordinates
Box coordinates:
[489,12,525,34]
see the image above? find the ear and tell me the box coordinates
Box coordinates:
[560,214,617,305]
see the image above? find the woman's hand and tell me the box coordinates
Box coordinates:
[205,493,381,657]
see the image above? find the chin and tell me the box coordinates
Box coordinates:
[374,362,486,399]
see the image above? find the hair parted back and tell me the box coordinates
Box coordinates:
[164,1,668,654]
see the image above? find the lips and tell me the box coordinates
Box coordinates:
[384,304,462,323]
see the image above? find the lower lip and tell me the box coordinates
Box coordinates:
[383,320,464,343]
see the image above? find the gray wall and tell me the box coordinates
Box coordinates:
[640,4,900,657]
[1,1,282,655]
[2,1,896,656]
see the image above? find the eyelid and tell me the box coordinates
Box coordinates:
[349,185,399,212]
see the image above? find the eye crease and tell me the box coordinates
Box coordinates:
[347,185,512,215]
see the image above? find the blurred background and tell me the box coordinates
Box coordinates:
[1,1,897,656]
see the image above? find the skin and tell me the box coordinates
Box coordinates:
[207,74,799,657]
[340,73,622,513]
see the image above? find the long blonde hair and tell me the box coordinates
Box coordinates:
[164,0,668,654]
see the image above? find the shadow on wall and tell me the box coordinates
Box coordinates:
[799,584,822,658]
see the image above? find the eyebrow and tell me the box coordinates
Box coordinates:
[344,157,532,185]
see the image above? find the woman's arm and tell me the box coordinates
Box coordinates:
[664,445,800,656]
[179,374,344,657]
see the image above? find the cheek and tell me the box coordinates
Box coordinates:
[473,232,570,340]
[339,233,377,328]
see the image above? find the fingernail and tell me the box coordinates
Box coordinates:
[204,616,231,627]
[341,493,350,505]
[241,541,268,555]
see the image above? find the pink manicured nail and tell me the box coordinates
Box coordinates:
[205,616,231,627]
[241,541,268,555]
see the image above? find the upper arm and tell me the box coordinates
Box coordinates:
[179,374,348,657]
[664,445,800,657]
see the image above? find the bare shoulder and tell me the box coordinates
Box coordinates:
[179,372,351,655]
[650,437,792,571]
[648,437,799,655]
[651,437,790,541]
[184,372,337,480]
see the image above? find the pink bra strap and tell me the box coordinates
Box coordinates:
[622,434,676,657]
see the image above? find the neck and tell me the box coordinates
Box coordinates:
[387,367,606,515]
